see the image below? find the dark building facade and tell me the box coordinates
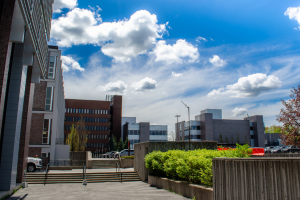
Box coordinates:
[0,0,53,190]
[64,96,122,157]
[176,109,265,147]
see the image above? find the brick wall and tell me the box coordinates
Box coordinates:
[17,67,34,183]
[0,0,15,139]
[29,113,44,145]
[32,81,47,111]
[28,147,41,158]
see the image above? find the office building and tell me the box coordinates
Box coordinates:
[123,121,168,150]
[64,96,122,157]
[28,45,68,163]
[0,0,54,190]
[175,109,265,147]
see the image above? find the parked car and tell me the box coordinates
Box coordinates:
[281,145,293,153]
[264,146,276,153]
[114,149,134,159]
[27,157,42,172]
[109,151,117,158]
[271,146,284,153]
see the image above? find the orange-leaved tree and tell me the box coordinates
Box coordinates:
[276,85,300,146]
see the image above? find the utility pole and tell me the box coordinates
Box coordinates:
[181,101,190,150]
[175,115,181,141]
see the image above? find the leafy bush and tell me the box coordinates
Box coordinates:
[144,144,252,186]
[122,155,134,159]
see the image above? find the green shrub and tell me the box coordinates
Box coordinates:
[122,155,134,159]
[144,144,252,187]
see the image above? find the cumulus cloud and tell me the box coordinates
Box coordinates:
[51,9,167,61]
[153,39,199,64]
[61,56,84,72]
[209,55,226,67]
[98,80,127,94]
[52,0,78,13]
[171,71,182,78]
[196,36,207,42]
[208,73,282,98]
[284,7,300,29]
[232,107,248,117]
[131,77,157,92]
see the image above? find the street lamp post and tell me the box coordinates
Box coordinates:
[175,115,181,141]
[181,101,190,150]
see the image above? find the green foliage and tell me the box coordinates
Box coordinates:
[122,155,134,159]
[124,137,128,149]
[109,136,118,151]
[265,125,282,134]
[145,144,252,187]
[66,125,80,151]
[236,133,240,144]
[117,137,124,151]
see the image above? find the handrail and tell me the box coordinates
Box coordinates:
[83,163,87,186]
[44,163,50,185]
[116,162,122,183]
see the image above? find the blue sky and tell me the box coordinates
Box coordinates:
[50,0,300,136]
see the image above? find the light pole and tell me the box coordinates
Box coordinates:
[181,101,190,150]
[175,115,181,141]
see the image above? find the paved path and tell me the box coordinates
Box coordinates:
[8,182,189,200]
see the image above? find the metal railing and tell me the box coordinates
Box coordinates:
[44,163,50,185]
[83,163,87,186]
[116,162,122,183]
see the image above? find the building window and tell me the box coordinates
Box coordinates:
[43,119,51,144]
[48,56,56,79]
[45,87,54,111]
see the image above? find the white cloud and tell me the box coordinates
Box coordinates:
[232,107,248,117]
[98,80,127,94]
[131,77,157,92]
[284,7,300,28]
[51,9,167,62]
[209,37,214,41]
[208,73,282,98]
[52,0,78,13]
[209,55,226,67]
[153,39,199,64]
[196,36,207,42]
[61,55,84,72]
[171,71,182,78]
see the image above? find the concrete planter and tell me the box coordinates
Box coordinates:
[120,158,134,168]
[148,175,213,200]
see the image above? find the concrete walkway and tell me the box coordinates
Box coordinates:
[7,181,189,200]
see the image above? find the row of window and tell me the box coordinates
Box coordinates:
[64,125,109,131]
[184,135,201,140]
[129,140,140,144]
[65,117,110,123]
[150,130,167,135]
[128,130,140,135]
[150,140,167,142]
[43,119,52,144]
[65,108,109,115]
[87,134,109,140]
[86,143,109,148]
[184,126,201,131]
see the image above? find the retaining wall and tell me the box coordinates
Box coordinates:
[213,157,300,200]
[148,175,213,200]
[264,153,300,157]
[120,158,134,168]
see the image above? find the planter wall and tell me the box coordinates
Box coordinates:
[148,175,213,200]
[120,158,134,168]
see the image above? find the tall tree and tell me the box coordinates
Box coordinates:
[117,137,124,151]
[75,118,88,151]
[109,136,117,151]
[123,137,128,149]
[277,85,300,146]
[66,125,80,151]
[265,125,282,134]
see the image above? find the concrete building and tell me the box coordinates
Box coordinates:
[123,122,168,150]
[121,117,137,140]
[64,96,122,157]
[28,45,69,163]
[176,109,265,147]
[0,0,54,190]
[264,133,283,146]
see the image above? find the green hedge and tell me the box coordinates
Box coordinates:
[122,155,134,159]
[145,144,252,186]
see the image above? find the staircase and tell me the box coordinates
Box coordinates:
[25,171,140,184]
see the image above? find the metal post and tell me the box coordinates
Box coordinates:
[181,101,190,150]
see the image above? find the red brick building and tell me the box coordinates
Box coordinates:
[65,95,122,157]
